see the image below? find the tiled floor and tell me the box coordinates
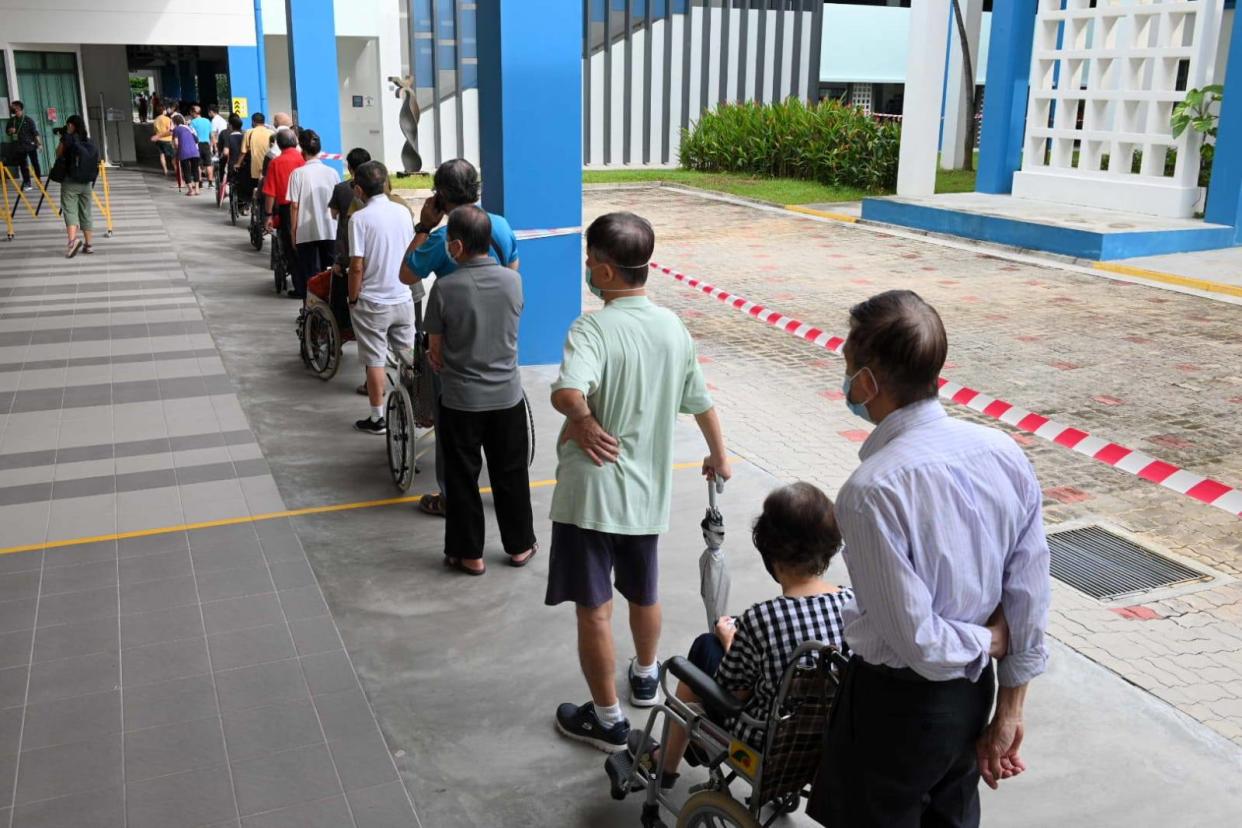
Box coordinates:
[0,173,418,827]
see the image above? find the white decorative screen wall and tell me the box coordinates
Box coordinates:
[851,83,873,115]
[1011,0,1225,218]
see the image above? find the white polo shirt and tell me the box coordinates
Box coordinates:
[349,195,415,305]
[287,157,340,243]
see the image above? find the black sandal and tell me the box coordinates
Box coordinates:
[508,545,538,568]
[443,556,485,576]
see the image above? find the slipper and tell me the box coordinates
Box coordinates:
[66,238,83,259]
[82,245,94,255]
[443,556,485,576]
[508,545,538,568]
[419,493,446,517]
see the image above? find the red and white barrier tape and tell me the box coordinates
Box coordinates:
[650,262,1242,520]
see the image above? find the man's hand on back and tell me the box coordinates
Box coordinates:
[976,683,1028,790]
[562,415,620,467]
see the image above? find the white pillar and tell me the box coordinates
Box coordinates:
[897,0,951,196]
[941,0,983,170]
[377,0,405,172]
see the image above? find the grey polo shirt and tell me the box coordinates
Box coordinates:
[423,257,524,412]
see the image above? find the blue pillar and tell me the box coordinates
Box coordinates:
[477,0,583,366]
[285,0,344,172]
[227,46,265,120]
[1205,7,1242,241]
[976,0,1037,194]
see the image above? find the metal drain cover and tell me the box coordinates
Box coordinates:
[1048,525,1209,601]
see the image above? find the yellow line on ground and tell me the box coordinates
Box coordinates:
[0,460,716,557]
[1092,262,1242,299]
[784,204,859,223]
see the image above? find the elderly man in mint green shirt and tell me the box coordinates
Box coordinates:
[547,211,731,754]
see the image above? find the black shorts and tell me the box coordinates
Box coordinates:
[180,157,200,182]
[544,522,659,608]
[157,141,174,159]
[198,142,212,165]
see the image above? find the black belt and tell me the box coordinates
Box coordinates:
[852,656,932,683]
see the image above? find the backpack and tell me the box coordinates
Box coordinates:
[69,138,100,184]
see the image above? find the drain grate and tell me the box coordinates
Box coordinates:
[1048,525,1209,601]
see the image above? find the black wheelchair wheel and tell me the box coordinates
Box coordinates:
[296,309,311,368]
[229,190,238,226]
[273,247,287,294]
[303,305,341,380]
[385,383,416,492]
[675,791,761,828]
[249,211,263,251]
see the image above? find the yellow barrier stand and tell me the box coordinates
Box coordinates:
[91,161,114,237]
[1,164,13,241]
[28,169,61,218]
[1,163,44,223]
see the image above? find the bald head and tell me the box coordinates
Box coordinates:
[273,112,293,128]
[845,290,947,407]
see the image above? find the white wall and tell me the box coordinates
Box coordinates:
[80,44,137,164]
[264,35,293,117]
[0,0,253,46]
[337,37,384,158]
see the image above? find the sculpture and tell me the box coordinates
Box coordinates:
[388,74,423,175]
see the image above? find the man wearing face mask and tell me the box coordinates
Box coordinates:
[807,290,1050,828]
[547,211,731,753]
[422,206,535,574]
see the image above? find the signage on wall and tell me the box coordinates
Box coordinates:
[352,96,364,108]
[232,97,248,119]
[46,107,57,124]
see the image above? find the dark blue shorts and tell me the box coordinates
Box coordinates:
[544,522,659,609]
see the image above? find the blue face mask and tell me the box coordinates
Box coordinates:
[842,368,875,423]
[585,265,604,299]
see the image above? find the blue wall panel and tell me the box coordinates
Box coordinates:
[977,0,1037,194]
[1205,7,1242,241]
[285,0,343,170]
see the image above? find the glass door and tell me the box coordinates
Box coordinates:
[14,51,83,174]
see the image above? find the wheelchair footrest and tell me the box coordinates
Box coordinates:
[605,751,636,801]
[640,803,668,828]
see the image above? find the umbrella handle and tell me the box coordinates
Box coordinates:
[708,478,724,509]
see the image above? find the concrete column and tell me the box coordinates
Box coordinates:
[477,0,582,366]
[976,0,1037,194]
[377,0,406,172]
[285,0,344,171]
[897,0,951,196]
[227,45,266,120]
[1205,5,1242,241]
[941,0,983,170]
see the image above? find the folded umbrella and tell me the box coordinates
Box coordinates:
[698,478,729,631]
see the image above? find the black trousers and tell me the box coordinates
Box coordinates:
[808,658,994,828]
[440,398,535,561]
[18,150,40,187]
[275,203,297,277]
[294,239,335,299]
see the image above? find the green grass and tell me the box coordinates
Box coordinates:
[391,164,979,205]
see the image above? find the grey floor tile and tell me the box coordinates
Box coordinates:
[50,474,116,500]
[189,524,261,553]
[125,763,237,828]
[0,665,29,709]
[26,651,119,704]
[277,587,329,622]
[114,467,177,493]
[121,636,211,688]
[14,733,123,804]
[118,548,193,586]
[207,623,294,673]
[312,687,380,744]
[36,586,118,627]
[258,535,305,564]
[0,629,33,670]
[124,715,227,782]
[117,531,189,559]
[21,690,121,751]
[119,574,198,615]
[32,619,119,663]
[123,674,219,731]
[230,743,341,817]
[328,732,399,793]
[202,593,283,636]
[288,616,342,658]
[347,781,418,828]
[0,706,21,753]
[0,551,42,574]
[42,539,118,569]
[120,604,205,650]
[238,795,352,828]
[267,560,316,591]
[10,785,125,828]
[0,571,39,603]
[38,560,118,597]
[214,660,309,714]
[191,542,266,575]
[222,699,325,761]
[0,599,37,635]
[300,651,358,697]
[196,565,274,604]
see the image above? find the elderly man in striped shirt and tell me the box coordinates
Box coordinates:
[809,290,1050,828]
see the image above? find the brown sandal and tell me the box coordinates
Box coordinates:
[443,556,485,576]
[419,493,446,517]
[508,545,538,568]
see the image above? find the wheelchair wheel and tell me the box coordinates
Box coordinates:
[385,383,416,492]
[273,246,288,294]
[229,190,238,227]
[303,305,341,380]
[675,791,760,828]
[249,211,263,251]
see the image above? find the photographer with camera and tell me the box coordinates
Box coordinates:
[52,115,100,258]
[5,101,42,191]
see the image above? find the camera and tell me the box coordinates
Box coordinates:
[52,126,66,137]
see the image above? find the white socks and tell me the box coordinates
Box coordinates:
[595,702,624,727]
[371,405,383,420]
[632,659,659,679]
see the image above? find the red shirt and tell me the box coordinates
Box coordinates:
[262,147,305,206]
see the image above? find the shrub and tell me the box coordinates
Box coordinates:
[679,99,901,192]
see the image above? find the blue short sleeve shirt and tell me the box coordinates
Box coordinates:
[190,117,213,143]
[406,210,519,279]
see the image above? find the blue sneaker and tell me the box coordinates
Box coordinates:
[555,702,630,753]
[628,659,661,708]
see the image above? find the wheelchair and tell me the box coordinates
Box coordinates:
[247,180,265,252]
[383,331,437,492]
[298,268,353,381]
[605,642,847,828]
[269,214,292,294]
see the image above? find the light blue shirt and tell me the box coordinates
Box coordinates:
[407,211,518,278]
[189,116,212,143]
[836,399,1050,687]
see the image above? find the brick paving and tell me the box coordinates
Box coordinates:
[583,186,1242,747]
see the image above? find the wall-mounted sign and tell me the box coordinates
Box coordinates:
[352,96,364,108]
[46,107,57,124]
[232,97,248,119]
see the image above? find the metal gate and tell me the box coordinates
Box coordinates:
[14,51,84,176]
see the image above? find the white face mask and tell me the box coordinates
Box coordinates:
[585,261,649,299]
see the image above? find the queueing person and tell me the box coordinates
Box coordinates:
[425,206,536,575]
[152,104,174,177]
[347,160,416,435]
[189,105,214,189]
[547,212,730,751]
[400,158,520,519]
[329,148,378,397]
[156,113,201,196]
[807,290,1050,828]
[263,128,305,290]
[286,129,340,299]
[56,114,99,258]
[236,112,274,215]
[5,101,41,191]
